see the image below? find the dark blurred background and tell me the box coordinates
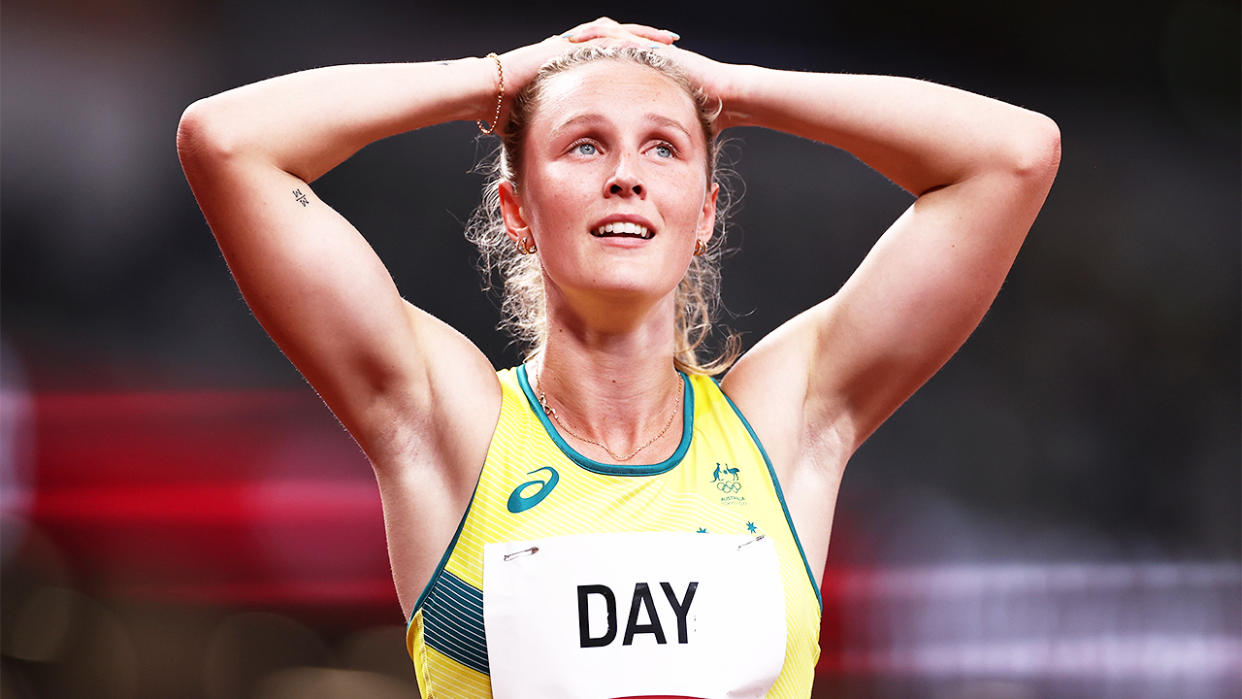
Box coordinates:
[2,1,1239,697]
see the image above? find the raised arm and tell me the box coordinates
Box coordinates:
[176,58,509,482]
[175,22,679,480]
[692,58,1061,470]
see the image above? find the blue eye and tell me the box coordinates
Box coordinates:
[654,144,674,158]
[575,142,597,155]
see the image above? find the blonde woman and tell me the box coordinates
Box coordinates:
[177,17,1059,698]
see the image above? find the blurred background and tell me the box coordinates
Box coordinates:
[2,0,1238,697]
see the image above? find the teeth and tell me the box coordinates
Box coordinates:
[592,222,653,239]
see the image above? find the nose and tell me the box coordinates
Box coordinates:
[609,181,643,196]
[604,154,645,199]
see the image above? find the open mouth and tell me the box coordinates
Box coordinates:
[590,221,654,240]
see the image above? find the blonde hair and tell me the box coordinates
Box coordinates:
[465,46,740,375]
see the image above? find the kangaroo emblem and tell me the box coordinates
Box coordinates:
[712,463,742,493]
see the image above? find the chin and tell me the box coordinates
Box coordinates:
[544,248,686,303]
[561,268,680,307]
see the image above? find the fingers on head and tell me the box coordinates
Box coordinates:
[619,23,676,43]
[565,18,677,45]
[569,17,617,37]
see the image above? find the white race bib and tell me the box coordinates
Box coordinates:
[483,532,786,699]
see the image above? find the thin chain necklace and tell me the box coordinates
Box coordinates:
[534,367,682,463]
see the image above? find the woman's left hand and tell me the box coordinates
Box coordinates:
[561,17,679,47]
[656,43,744,130]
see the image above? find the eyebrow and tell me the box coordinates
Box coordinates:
[549,112,694,141]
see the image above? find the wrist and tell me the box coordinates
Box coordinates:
[718,63,765,129]
[466,55,505,124]
[476,53,505,134]
[411,56,502,126]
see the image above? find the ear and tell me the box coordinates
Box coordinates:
[695,182,720,244]
[498,180,530,244]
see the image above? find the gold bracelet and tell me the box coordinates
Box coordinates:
[477,52,504,135]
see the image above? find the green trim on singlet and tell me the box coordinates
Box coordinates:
[516,363,693,477]
[408,479,480,626]
[419,570,488,675]
[715,379,823,610]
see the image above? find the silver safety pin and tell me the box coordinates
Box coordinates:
[503,546,540,561]
[737,534,767,550]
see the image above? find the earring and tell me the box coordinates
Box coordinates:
[693,239,707,256]
[518,236,537,254]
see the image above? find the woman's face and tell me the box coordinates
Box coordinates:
[501,60,717,314]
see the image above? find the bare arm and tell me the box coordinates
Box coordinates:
[176,58,513,485]
[177,23,686,617]
[702,63,1061,472]
[175,21,679,483]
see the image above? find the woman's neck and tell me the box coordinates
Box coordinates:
[532,298,684,463]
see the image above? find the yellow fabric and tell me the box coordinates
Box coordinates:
[407,366,821,698]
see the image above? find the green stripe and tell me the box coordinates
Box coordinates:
[715,379,823,609]
[516,363,693,477]
[408,478,480,625]
[422,570,489,675]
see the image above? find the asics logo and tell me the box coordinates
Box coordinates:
[506,466,560,513]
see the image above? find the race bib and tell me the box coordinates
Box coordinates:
[483,532,786,699]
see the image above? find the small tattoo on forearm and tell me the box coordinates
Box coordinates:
[292,188,310,207]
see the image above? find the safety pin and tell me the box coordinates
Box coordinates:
[503,546,540,561]
[737,534,767,551]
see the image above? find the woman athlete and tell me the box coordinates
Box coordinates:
[177,18,1059,698]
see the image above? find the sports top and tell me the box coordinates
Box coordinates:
[406,365,822,697]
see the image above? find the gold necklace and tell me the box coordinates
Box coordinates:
[534,369,682,462]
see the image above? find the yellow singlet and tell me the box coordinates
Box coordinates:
[406,365,822,697]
